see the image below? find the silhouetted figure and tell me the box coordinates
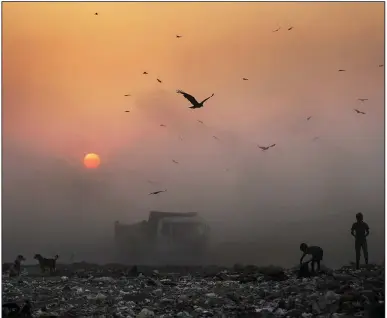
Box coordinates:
[176,35,182,38]
[307,116,312,120]
[288,26,294,31]
[94,12,98,16]
[272,27,281,32]
[379,64,384,67]
[300,243,323,273]
[358,98,368,102]
[351,212,370,269]
[242,78,249,81]
[338,69,346,72]
[124,94,131,97]
[157,78,162,83]
[143,71,148,75]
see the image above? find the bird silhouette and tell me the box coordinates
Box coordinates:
[338,69,346,72]
[312,136,320,142]
[124,94,131,97]
[288,26,294,31]
[273,27,281,32]
[143,71,148,75]
[358,98,368,102]
[213,135,220,141]
[149,190,167,195]
[379,64,384,67]
[242,78,249,81]
[160,124,166,127]
[176,35,182,38]
[172,160,179,164]
[197,120,204,124]
[354,109,366,115]
[258,144,276,151]
[125,110,130,113]
[176,90,214,109]
[307,116,312,120]
[157,78,162,83]
[94,12,98,15]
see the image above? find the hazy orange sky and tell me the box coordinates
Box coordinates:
[2,2,385,265]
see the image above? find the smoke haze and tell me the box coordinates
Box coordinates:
[2,2,384,268]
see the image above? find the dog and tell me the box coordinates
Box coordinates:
[34,254,59,273]
[3,255,26,277]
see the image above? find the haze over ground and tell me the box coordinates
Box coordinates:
[2,2,384,267]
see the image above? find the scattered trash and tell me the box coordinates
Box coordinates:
[2,264,384,316]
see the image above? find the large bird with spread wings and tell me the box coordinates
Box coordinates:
[176,90,214,109]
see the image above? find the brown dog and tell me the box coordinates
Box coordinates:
[3,255,26,277]
[34,254,59,273]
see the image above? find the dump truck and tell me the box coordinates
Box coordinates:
[114,211,210,264]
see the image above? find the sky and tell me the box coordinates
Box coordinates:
[2,2,385,267]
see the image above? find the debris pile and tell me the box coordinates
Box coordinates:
[2,264,384,317]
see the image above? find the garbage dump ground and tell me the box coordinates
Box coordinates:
[2,263,384,317]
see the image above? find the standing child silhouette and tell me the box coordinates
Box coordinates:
[351,212,370,269]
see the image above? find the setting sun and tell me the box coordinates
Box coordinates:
[83,153,101,169]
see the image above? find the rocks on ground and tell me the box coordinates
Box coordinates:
[2,263,384,317]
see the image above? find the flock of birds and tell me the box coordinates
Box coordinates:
[92,11,383,197]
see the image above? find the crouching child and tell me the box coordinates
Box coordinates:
[300,243,324,273]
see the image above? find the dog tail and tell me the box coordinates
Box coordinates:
[54,255,59,260]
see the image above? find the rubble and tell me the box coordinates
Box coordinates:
[2,264,384,317]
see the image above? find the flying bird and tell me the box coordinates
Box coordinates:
[288,26,294,31]
[273,27,281,32]
[172,160,179,164]
[157,78,162,83]
[354,109,366,115]
[213,135,220,141]
[358,98,368,102]
[176,90,215,109]
[149,190,167,195]
[307,116,312,121]
[125,110,130,113]
[160,124,166,127]
[258,144,276,151]
[242,78,249,81]
[94,12,98,15]
[312,136,320,142]
[176,35,182,38]
[143,71,148,75]
[379,64,384,67]
[197,120,204,124]
[338,69,346,72]
[124,94,131,97]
